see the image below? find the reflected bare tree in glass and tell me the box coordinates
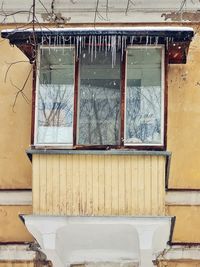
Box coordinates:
[78,49,121,145]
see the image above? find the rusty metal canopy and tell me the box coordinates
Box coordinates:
[1,26,194,64]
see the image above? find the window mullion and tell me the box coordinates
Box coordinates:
[120,50,126,146]
[73,57,79,147]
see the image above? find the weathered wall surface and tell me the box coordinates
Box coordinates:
[0,262,51,267]
[167,205,200,243]
[159,261,200,267]
[167,25,200,189]
[32,154,166,216]
[0,205,33,242]
[0,26,32,189]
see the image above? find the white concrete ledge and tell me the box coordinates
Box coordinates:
[0,245,36,261]
[22,215,173,267]
[0,190,32,205]
[160,245,200,260]
[166,191,200,206]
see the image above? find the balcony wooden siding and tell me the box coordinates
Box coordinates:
[32,154,166,216]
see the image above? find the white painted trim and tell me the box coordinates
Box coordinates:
[34,46,76,146]
[159,245,200,260]
[0,245,36,261]
[166,191,200,206]
[0,191,32,205]
[124,45,165,147]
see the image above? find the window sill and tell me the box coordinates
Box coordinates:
[26,147,171,157]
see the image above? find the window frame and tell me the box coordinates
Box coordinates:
[34,46,76,147]
[33,44,167,150]
[124,45,165,147]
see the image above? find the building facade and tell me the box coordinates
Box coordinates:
[0,1,200,266]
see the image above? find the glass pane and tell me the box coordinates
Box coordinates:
[78,49,121,145]
[36,47,74,144]
[125,47,163,145]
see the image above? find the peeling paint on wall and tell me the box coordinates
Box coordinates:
[41,13,71,23]
[161,11,200,22]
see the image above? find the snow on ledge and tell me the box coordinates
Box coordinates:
[1,26,194,33]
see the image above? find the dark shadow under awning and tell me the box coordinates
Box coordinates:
[1,26,194,64]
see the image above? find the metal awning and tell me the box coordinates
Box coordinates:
[1,26,194,64]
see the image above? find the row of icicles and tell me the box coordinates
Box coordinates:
[39,34,174,66]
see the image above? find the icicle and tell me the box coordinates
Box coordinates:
[83,36,86,48]
[68,36,71,48]
[155,36,159,46]
[105,36,108,56]
[130,36,134,46]
[108,35,111,51]
[146,35,149,46]
[88,35,91,54]
[94,36,97,59]
[76,36,79,58]
[48,36,51,54]
[166,37,169,49]
[41,36,44,47]
[91,35,94,62]
[102,35,104,52]
[98,36,101,51]
[117,36,121,50]
[111,35,116,68]
[121,36,124,61]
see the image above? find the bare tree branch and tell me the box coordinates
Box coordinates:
[4,61,29,83]
[10,66,33,111]
[125,0,135,15]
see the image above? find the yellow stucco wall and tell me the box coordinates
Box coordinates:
[167,205,200,243]
[0,263,35,267]
[0,23,200,190]
[167,25,200,189]
[0,26,32,189]
[0,262,51,267]
[158,261,200,267]
[0,205,33,242]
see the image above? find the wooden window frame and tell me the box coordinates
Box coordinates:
[32,44,167,151]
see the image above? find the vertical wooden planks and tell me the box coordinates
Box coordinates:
[144,156,151,214]
[66,155,73,215]
[59,155,67,214]
[32,154,40,214]
[79,154,86,215]
[98,155,105,215]
[158,156,165,215]
[32,154,166,216]
[46,155,53,214]
[39,155,47,214]
[52,155,60,214]
[104,155,112,215]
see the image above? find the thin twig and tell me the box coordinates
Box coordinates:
[4,61,30,83]
[125,0,135,15]
[11,66,33,111]
[178,0,187,12]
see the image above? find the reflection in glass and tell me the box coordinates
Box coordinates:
[78,49,121,145]
[125,47,162,145]
[36,47,74,144]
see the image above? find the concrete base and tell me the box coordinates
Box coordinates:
[21,216,174,267]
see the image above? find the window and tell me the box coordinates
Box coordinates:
[35,45,164,148]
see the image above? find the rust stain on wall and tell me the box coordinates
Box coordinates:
[161,11,200,22]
